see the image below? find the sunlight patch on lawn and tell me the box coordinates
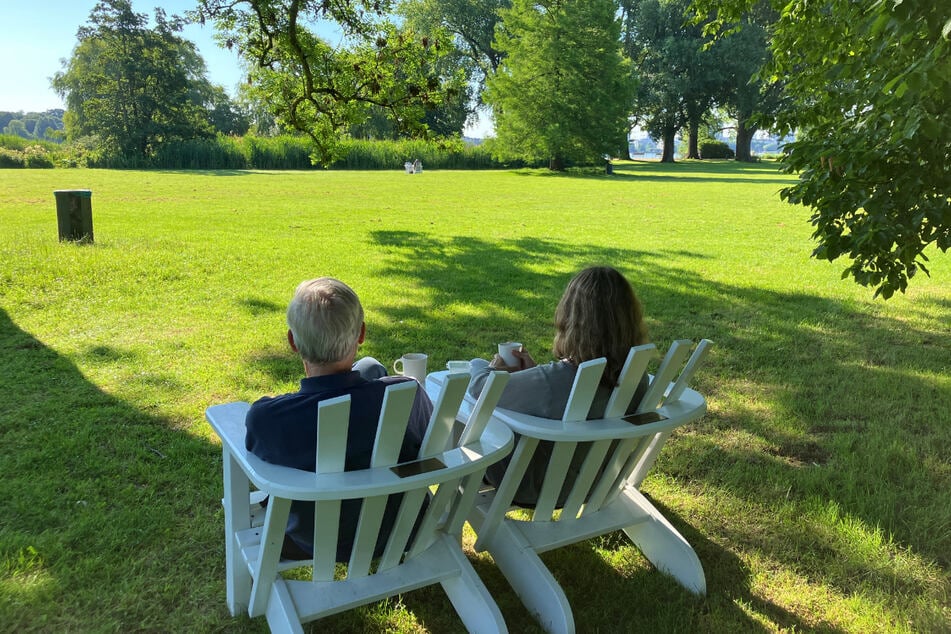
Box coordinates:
[1,545,54,605]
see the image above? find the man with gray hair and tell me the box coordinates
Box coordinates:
[245,277,433,561]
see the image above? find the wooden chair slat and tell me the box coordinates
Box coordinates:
[560,439,613,520]
[532,441,577,521]
[637,339,693,412]
[627,431,673,489]
[562,358,606,422]
[407,476,463,558]
[473,436,539,551]
[313,500,340,581]
[249,496,292,617]
[316,395,350,474]
[347,495,389,577]
[378,488,428,571]
[445,471,485,536]
[371,381,416,467]
[583,437,639,515]
[604,344,656,418]
[420,372,470,457]
[664,339,713,405]
[459,371,510,446]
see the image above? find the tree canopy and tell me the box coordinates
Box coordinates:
[398,0,509,90]
[52,0,218,159]
[195,0,466,164]
[622,0,721,162]
[486,0,635,169]
[1,110,65,142]
[696,0,950,297]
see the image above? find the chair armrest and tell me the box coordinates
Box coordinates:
[206,402,514,501]
[486,387,705,442]
[425,370,705,443]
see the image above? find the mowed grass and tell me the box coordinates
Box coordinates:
[1,162,948,632]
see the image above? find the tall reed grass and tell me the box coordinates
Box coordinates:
[67,135,521,171]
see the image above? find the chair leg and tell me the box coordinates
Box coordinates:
[222,451,252,615]
[265,579,305,634]
[438,537,508,633]
[483,522,574,634]
[620,488,706,595]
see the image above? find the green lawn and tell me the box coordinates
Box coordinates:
[1,162,948,632]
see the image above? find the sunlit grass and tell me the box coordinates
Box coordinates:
[1,162,948,632]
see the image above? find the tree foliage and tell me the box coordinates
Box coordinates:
[707,4,782,162]
[399,0,509,90]
[487,0,635,169]
[397,0,510,133]
[52,0,219,158]
[622,0,722,162]
[0,110,65,142]
[195,0,466,165]
[696,0,951,297]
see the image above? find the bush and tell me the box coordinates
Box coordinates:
[23,145,55,168]
[699,141,735,159]
[0,148,25,168]
[1,135,61,168]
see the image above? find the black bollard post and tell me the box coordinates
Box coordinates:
[53,190,94,243]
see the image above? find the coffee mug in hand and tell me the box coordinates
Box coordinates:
[393,353,428,382]
[498,342,522,366]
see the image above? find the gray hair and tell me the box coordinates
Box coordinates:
[286,278,364,364]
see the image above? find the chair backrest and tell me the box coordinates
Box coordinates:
[473,340,711,548]
[208,374,513,621]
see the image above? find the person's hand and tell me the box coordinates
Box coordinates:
[512,346,537,369]
[488,346,537,372]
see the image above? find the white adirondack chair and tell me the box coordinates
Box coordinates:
[206,371,513,633]
[425,339,712,634]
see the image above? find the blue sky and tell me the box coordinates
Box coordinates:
[1,1,253,112]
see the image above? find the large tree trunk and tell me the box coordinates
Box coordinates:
[735,118,758,162]
[660,127,677,163]
[549,155,565,171]
[687,119,700,159]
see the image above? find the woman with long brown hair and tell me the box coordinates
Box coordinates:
[468,266,650,506]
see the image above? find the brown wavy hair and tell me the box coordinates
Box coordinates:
[552,266,648,386]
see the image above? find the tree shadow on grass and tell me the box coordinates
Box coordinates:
[0,308,238,631]
[238,296,285,316]
[358,229,950,626]
[393,505,778,634]
[651,497,862,633]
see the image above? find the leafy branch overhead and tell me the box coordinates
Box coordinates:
[694,0,951,298]
[194,0,466,165]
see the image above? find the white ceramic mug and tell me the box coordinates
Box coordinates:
[446,360,471,374]
[393,353,428,382]
[498,342,522,366]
